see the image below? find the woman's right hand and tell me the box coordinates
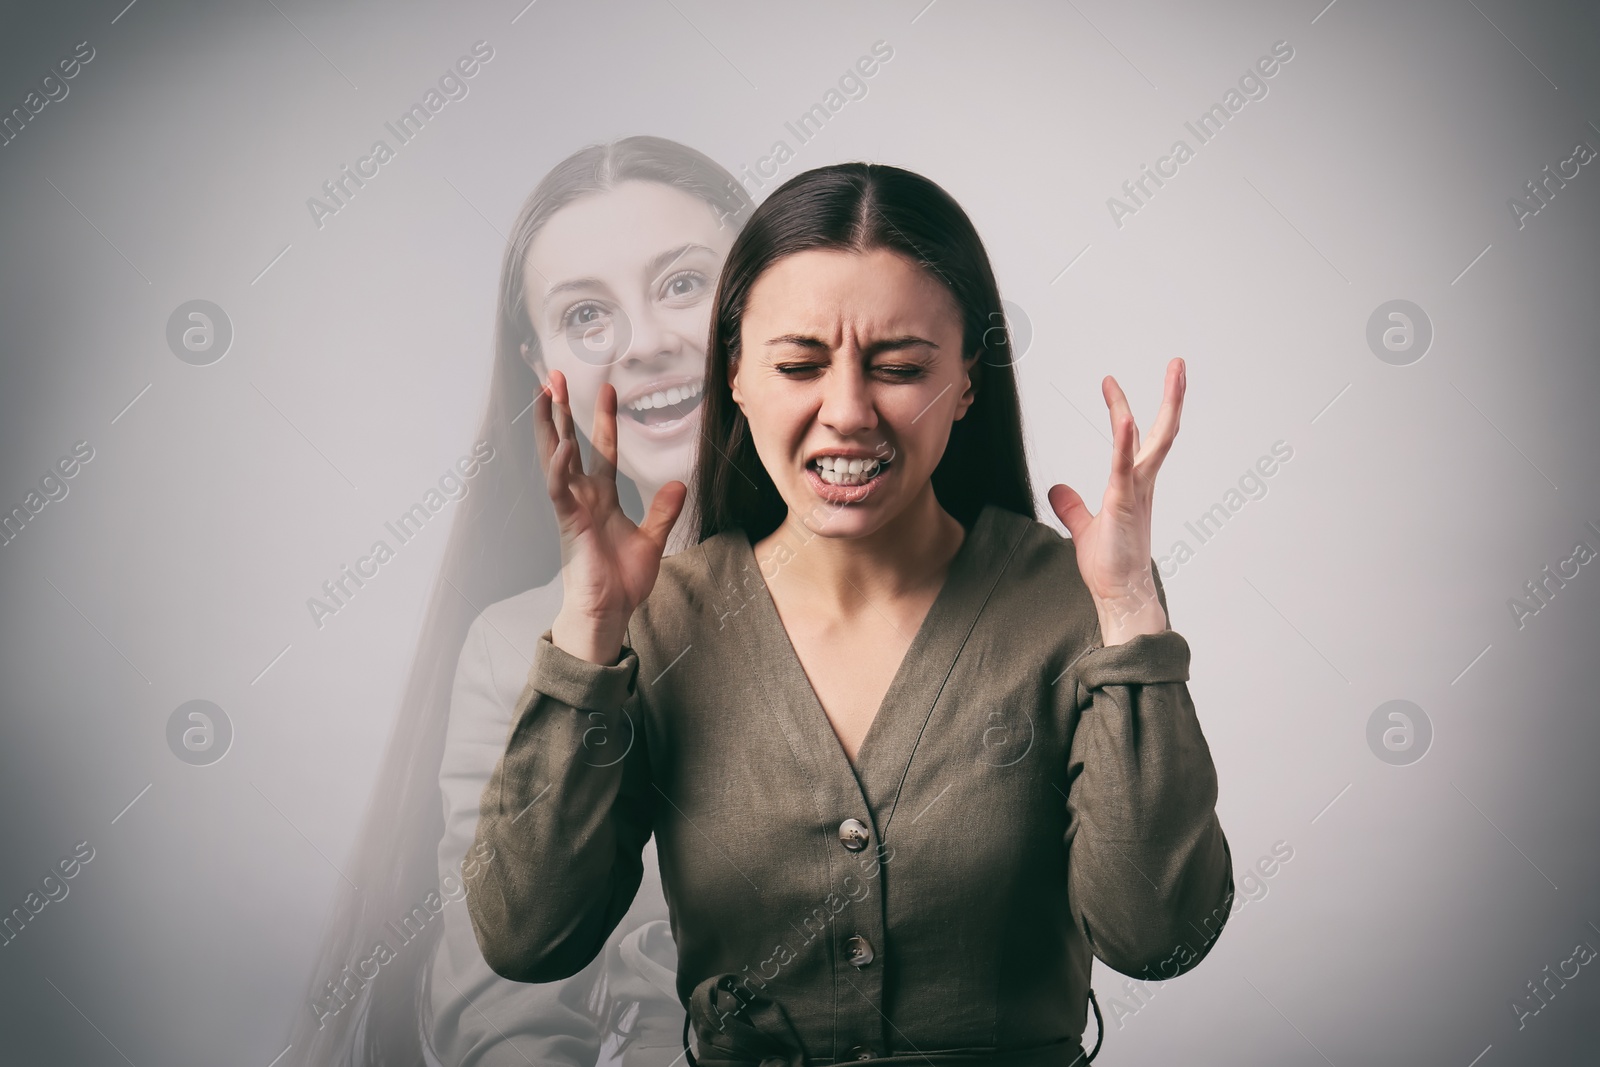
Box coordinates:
[534,369,688,665]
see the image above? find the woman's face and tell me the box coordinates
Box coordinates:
[730,246,977,541]
[521,180,734,493]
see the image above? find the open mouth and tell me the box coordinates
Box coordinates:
[806,454,893,487]
[622,380,705,426]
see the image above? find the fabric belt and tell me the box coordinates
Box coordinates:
[683,973,1091,1067]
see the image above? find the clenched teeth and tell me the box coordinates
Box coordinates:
[810,455,888,485]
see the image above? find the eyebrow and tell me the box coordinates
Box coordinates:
[764,334,940,356]
[540,243,715,314]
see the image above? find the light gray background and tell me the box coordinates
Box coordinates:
[2,0,1598,1063]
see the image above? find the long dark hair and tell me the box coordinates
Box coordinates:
[690,162,1036,544]
[286,135,753,1067]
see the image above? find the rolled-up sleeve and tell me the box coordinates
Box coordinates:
[465,625,656,985]
[1062,564,1234,978]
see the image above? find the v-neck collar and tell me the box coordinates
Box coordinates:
[709,501,1026,829]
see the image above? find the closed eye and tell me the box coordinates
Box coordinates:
[775,364,925,379]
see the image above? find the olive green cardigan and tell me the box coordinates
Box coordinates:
[466,502,1234,1066]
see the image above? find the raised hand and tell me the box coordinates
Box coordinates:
[534,369,688,664]
[1046,357,1185,645]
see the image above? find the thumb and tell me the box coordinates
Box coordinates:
[1047,483,1092,541]
[639,480,689,554]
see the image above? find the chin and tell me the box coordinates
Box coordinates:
[789,496,893,538]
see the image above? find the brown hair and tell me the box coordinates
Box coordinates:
[689,162,1036,544]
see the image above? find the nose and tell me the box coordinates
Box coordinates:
[618,301,682,369]
[817,356,877,437]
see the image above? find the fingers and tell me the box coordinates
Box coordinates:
[540,371,583,517]
[639,480,689,553]
[1132,358,1184,473]
[1102,374,1137,437]
[590,381,619,483]
[1047,483,1092,542]
[551,369,578,444]
[532,380,557,472]
[1102,377,1137,486]
[538,369,626,529]
[1150,356,1185,455]
[1101,376,1139,474]
[546,436,575,513]
[1103,359,1186,480]
[549,369,590,487]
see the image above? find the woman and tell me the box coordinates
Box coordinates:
[286,135,752,1067]
[466,162,1235,1065]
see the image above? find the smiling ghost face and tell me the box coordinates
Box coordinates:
[521,180,735,495]
[729,246,978,540]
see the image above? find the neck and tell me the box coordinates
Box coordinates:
[757,486,967,617]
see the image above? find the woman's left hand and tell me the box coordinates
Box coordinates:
[1047,357,1186,645]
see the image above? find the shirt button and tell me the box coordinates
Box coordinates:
[838,818,870,852]
[845,1045,879,1060]
[846,934,875,967]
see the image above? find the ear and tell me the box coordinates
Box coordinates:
[953,351,980,421]
[520,341,547,383]
[727,355,746,413]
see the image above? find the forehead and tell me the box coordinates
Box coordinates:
[743,247,960,337]
[523,180,727,287]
